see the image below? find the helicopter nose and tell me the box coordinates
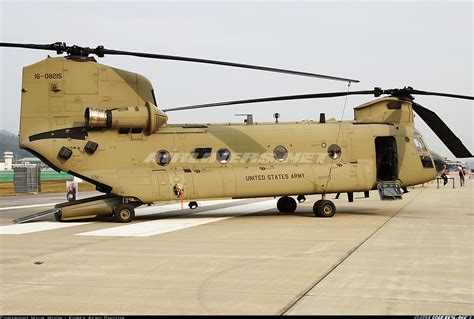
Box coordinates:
[430,151,446,174]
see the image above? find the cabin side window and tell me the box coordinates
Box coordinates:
[273,146,288,162]
[216,148,231,164]
[156,150,172,166]
[327,144,342,160]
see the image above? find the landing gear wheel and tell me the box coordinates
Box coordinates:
[54,210,62,222]
[297,195,306,203]
[189,201,198,209]
[313,200,336,217]
[114,204,135,223]
[277,196,297,213]
[313,200,323,212]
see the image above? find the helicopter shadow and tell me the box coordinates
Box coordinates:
[33,204,382,223]
[131,205,381,221]
[291,206,380,218]
[134,211,278,221]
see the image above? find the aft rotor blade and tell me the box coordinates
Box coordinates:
[0,42,68,54]
[412,102,472,158]
[0,42,359,83]
[163,90,375,112]
[101,48,359,83]
[0,42,55,49]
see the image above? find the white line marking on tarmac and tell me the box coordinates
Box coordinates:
[0,203,59,211]
[77,200,276,237]
[0,221,93,235]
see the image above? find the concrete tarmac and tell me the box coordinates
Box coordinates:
[0,179,472,315]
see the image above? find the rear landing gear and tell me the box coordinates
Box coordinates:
[313,199,336,217]
[277,196,297,213]
[114,204,135,223]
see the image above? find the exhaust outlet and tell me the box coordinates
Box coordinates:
[85,108,111,129]
[84,102,167,134]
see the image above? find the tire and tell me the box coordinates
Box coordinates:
[66,192,75,202]
[314,200,336,217]
[312,200,323,215]
[189,201,198,209]
[277,196,297,213]
[114,204,135,223]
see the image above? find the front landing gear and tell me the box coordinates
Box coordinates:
[313,199,336,217]
[277,196,297,213]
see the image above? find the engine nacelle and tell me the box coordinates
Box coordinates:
[84,101,168,134]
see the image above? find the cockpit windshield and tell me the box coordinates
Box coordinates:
[414,136,427,152]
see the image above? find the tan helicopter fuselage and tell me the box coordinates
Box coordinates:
[18,57,438,217]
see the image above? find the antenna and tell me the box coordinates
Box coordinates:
[235,114,254,125]
[274,113,280,124]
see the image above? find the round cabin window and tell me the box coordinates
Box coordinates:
[216,148,231,164]
[273,146,288,162]
[156,150,172,166]
[327,144,341,160]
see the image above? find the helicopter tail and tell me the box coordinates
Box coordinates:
[18,56,162,170]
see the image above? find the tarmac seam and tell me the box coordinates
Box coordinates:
[279,190,424,315]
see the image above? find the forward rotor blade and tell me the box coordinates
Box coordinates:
[164,87,474,112]
[163,90,375,112]
[412,102,472,158]
[408,89,473,100]
[0,42,359,83]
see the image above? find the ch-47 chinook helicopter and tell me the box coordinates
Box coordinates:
[1,42,472,224]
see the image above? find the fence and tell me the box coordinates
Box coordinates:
[0,170,73,183]
[13,166,41,193]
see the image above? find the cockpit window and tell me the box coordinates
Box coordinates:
[414,137,427,152]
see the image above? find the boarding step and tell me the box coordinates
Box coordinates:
[13,208,60,224]
[377,181,403,201]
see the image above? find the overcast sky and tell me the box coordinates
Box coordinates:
[0,0,472,160]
